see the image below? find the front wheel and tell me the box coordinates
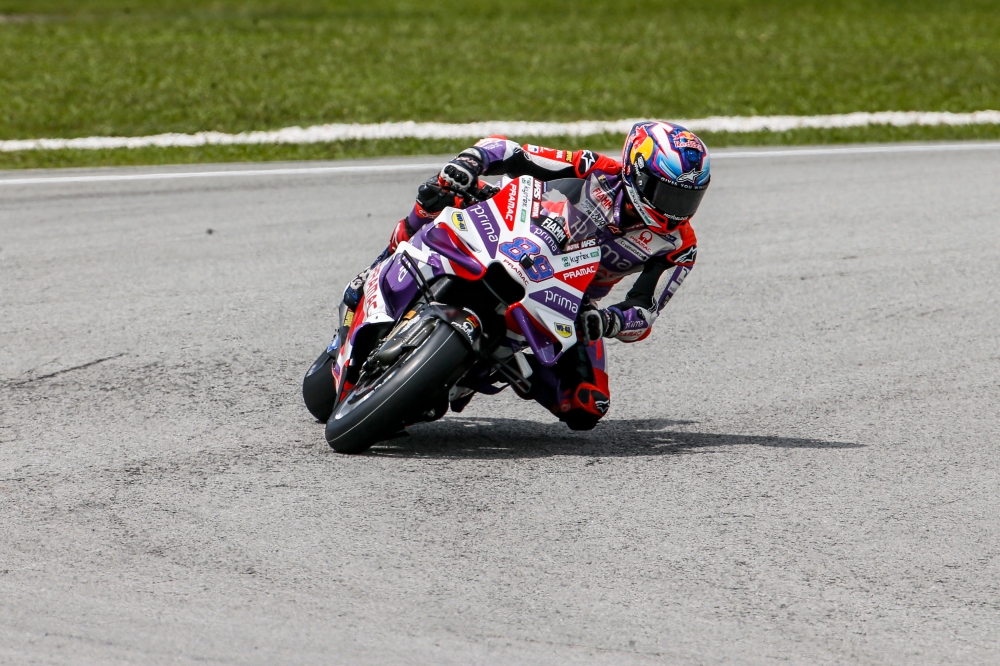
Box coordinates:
[325,320,472,454]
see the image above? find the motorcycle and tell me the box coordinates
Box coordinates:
[302,174,604,453]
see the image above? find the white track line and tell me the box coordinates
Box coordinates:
[2,111,1000,153]
[0,162,442,186]
[718,142,1000,159]
[1,142,998,187]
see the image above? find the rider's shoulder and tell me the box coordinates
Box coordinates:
[572,150,622,178]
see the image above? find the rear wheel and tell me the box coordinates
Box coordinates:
[325,320,472,454]
[302,349,338,422]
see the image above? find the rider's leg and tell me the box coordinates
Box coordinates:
[342,217,413,309]
[526,339,610,430]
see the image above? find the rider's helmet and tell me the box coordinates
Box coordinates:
[621,121,710,234]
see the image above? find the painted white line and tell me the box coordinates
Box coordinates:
[715,142,1000,159]
[0,162,441,186]
[1,142,998,187]
[2,111,999,153]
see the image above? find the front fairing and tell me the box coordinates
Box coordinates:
[419,176,602,365]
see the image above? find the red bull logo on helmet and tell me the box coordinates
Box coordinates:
[628,124,654,166]
[671,130,705,152]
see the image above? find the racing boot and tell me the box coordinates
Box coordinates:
[342,245,393,309]
[554,381,609,431]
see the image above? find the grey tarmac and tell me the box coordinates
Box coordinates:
[1,145,999,665]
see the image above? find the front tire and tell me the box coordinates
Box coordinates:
[325,320,472,454]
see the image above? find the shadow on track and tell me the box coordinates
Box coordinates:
[367,417,862,459]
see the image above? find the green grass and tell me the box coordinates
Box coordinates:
[1,0,999,169]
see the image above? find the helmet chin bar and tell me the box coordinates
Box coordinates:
[623,180,687,232]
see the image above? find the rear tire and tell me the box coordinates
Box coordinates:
[302,350,338,422]
[325,320,472,454]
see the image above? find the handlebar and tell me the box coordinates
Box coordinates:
[439,181,500,206]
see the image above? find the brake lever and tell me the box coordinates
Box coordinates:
[439,183,498,205]
[473,183,500,200]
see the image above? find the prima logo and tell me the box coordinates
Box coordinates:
[544,289,578,315]
[468,205,499,243]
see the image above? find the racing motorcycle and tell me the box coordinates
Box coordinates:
[302,175,603,454]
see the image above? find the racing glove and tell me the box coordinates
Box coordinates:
[577,303,622,344]
[415,179,453,214]
[438,148,484,193]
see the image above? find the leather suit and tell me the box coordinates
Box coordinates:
[384,137,699,428]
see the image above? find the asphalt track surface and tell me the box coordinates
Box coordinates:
[2,144,999,665]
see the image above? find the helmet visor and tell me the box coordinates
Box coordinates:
[635,169,707,220]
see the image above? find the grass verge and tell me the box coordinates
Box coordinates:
[2,0,999,143]
[2,125,999,171]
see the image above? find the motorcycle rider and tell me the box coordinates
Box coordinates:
[343,121,710,430]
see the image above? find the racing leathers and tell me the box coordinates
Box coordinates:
[393,136,697,343]
[383,136,698,428]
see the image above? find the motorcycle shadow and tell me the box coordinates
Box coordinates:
[367,416,863,459]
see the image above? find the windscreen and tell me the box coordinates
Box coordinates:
[538,179,600,245]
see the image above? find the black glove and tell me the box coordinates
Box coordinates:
[576,303,621,344]
[415,179,452,214]
[438,149,484,193]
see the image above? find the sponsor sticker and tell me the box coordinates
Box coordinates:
[519,177,532,211]
[532,228,561,255]
[554,322,574,338]
[537,215,568,247]
[451,211,467,232]
[593,184,613,213]
[363,263,383,312]
[563,237,598,252]
[528,286,581,318]
[559,247,601,269]
[557,263,597,291]
[672,130,704,152]
[457,314,481,343]
[671,245,698,265]
[559,265,596,281]
[676,168,707,185]
[577,150,596,175]
[466,203,500,257]
[504,187,517,223]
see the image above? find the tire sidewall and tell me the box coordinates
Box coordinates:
[325,321,471,453]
